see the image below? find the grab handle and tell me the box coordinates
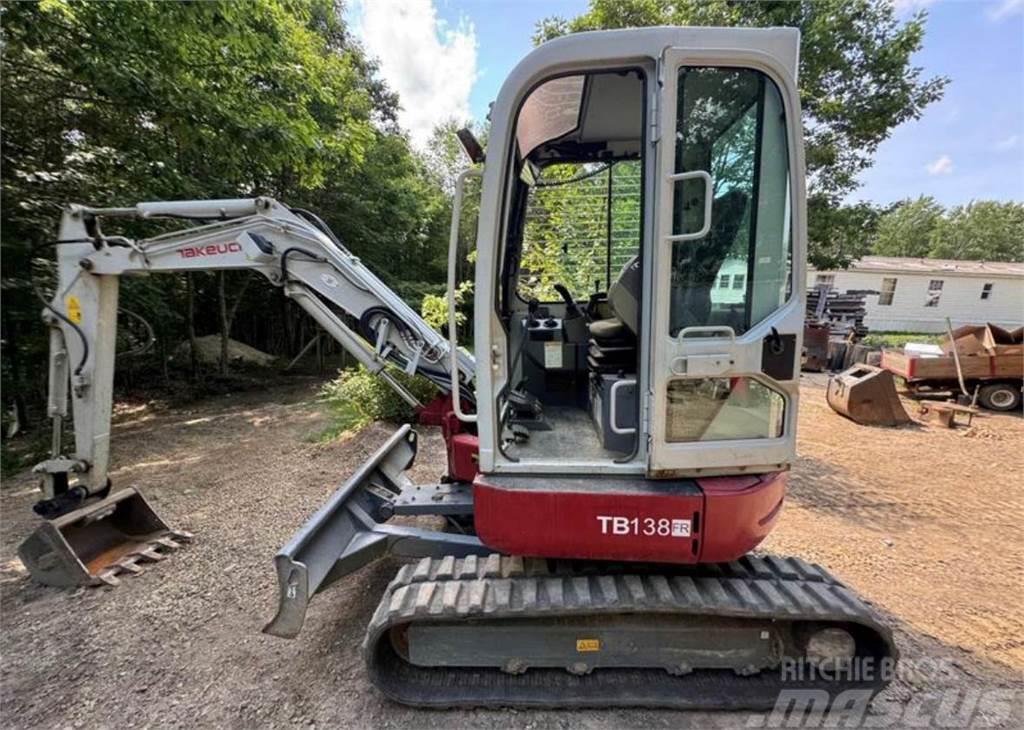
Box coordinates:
[448,169,481,423]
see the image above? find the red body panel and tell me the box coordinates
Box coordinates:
[416,395,453,427]
[473,471,786,565]
[474,477,703,563]
[437,410,480,483]
[698,472,786,562]
[449,434,480,483]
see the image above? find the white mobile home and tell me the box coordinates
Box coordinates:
[804,256,1024,333]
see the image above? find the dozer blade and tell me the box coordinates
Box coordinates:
[17,487,192,588]
[826,364,911,426]
[264,425,488,639]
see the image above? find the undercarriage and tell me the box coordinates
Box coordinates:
[263,425,895,709]
[366,555,895,709]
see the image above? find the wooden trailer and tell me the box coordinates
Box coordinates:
[880,349,1023,412]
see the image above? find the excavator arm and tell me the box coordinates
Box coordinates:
[35,196,475,513]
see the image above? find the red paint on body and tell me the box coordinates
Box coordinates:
[416,395,452,427]
[449,434,479,483]
[474,478,703,563]
[697,471,786,562]
[177,241,242,258]
[438,410,479,483]
[473,471,787,565]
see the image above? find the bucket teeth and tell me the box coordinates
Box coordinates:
[135,547,165,562]
[91,531,189,586]
[96,570,122,587]
[153,535,189,551]
[117,560,145,575]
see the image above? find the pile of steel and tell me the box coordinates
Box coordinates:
[802,285,873,372]
[805,286,870,338]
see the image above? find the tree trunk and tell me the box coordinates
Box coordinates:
[186,273,199,380]
[218,271,229,376]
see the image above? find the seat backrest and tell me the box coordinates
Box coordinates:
[607,256,641,335]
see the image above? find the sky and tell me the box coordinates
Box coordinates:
[348,0,1024,208]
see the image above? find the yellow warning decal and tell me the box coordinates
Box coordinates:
[576,639,601,653]
[66,296,82,324]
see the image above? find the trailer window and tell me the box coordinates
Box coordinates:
[981,282,993,300]
[878,277,897,306]
[925,279,943,307]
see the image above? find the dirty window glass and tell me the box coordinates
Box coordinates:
[666,377,785,442]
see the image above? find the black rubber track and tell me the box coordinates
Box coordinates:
[362,554,898,709]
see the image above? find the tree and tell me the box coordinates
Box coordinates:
[534,0,947,268]
[868,199,1024,262]
[809,202,884,269]
[928,201,1024,262]
[0,1,454,437]
[872,196,944,258]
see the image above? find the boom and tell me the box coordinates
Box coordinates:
[36,197,475,510]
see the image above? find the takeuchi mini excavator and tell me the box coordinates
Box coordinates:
[21,27,896,708]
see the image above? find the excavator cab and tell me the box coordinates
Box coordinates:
[478,53,803,481]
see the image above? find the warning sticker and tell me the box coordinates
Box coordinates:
[543,342,563,369]
[576,639,601,652]
[66,296,82,324]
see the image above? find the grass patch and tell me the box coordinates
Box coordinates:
[1,428,51,481]
[862,332,943,349]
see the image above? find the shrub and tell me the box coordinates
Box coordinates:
[318,365,439,439]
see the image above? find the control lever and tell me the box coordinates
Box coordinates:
[527,298,540,322]
[552,284,587,323]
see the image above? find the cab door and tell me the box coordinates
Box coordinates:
[647,48,806,476]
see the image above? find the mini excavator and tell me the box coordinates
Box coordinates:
[21,27,895,708]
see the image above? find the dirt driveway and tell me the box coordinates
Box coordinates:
[2,376,1022,728]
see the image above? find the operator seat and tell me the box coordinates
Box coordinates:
[589,256,641,340]
[588,256,641,372]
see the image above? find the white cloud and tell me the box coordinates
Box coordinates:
[349,0,478,148]
[926,155,954,175]
[989,0,1024,20]
[995,135,1020,150]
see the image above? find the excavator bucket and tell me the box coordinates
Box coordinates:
[17,487,192,587]
[826,364,911,426]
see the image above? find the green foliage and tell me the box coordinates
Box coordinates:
[872,196,945,259]
[871,199,1024,262]
[0,1,459,435]
[535,0,947,268]
[519,162,641,301]
[928,201,1024,262]
[808,201,884,269]
[861,332,942,348]
[421,280,473,332]
[318,365,439,439]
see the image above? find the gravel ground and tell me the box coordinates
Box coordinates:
[1,375,1022,728]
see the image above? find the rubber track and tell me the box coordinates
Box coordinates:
[363,554,897,709]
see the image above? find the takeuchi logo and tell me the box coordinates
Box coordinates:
[178,241,242,258]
